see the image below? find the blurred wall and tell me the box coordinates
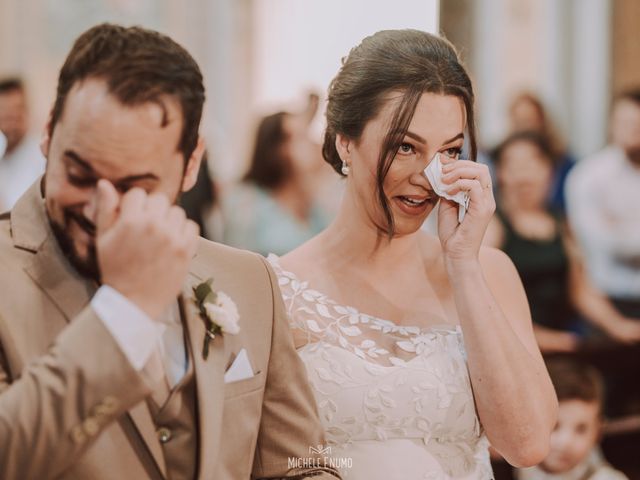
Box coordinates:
[612,0,640,94]
[442,0,618,158]
[0,0,253,181]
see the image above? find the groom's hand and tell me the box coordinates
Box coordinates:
[95,179,199,319]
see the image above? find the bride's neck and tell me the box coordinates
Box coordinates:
[320,190,422,270]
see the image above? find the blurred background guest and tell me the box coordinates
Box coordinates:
[483,131,640,352]
[565,90,640,419]
[506,92,576,214]
[221,111,332,256]
[516,358,628,480]
[298,91,345,218]
[0,77,45,211]
[566,89,640,323]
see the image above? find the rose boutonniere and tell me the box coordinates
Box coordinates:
[193,278,240,359]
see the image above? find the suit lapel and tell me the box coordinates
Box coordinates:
[125,403,168,478]
[23,233,97,322]
[12,179,96,323]
[182,271,227,480]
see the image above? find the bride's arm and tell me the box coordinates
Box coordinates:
[448,246,557,468]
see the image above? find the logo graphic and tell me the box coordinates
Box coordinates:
[289,444,352,471]
[309,444,332,455]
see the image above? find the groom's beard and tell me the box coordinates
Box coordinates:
[48,191,186,283]
[49,210,100,281]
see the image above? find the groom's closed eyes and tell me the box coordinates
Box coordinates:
[63,149,160,194]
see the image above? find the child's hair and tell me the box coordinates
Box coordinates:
[546,358,605,414]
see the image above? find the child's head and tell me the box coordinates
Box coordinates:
[542,359,605,474]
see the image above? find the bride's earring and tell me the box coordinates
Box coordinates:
[341,161,350,175]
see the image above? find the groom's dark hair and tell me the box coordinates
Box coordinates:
[49,23,205,162]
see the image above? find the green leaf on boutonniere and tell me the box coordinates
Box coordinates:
[193,278,221,360]
[193,278,215,305]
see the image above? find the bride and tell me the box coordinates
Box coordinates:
[268,30,557,479]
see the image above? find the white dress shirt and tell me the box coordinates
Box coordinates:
[566,145,640,299]
[91,285,188,389]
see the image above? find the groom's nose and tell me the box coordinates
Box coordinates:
[82,189,100,227]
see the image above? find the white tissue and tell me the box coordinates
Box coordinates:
[424,153,469,223]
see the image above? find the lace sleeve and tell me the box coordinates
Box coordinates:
[268,256,327,348]
[267,255,394,357]
[266,255,463,366]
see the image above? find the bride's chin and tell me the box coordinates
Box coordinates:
[390,217,431,237]
[391,205,435,231]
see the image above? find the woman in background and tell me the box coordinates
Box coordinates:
[269,29,557,479]
[222,111,331,256]
[507,92,576,213]
[483,131,640,351]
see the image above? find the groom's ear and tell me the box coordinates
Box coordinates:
[181,135,206,193]
[40,110,54,159]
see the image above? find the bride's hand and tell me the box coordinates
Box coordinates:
[436,157,496,267]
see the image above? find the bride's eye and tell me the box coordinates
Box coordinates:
[397,142,415,156]
[443,146,462,159]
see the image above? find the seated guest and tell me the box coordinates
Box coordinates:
[222,111,331,256]
[507,91,576,213]
[566,89,640,322]
[0,77,45,211]
[516,358,628,480]
[484,132,640,352]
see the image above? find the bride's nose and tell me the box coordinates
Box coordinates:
[408,152,438,186]
[409,168,431,189]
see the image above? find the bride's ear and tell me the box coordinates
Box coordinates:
[335,133,352,163]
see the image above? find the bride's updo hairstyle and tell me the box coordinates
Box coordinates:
[322,29,476,235]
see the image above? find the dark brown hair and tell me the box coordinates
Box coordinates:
[615,87,640,107]
[244,111,293,190]
[509,91,567,161]
[49,23,205,162]
[546,358,605,413]
[492,130,555,168]
[322,29,476,235]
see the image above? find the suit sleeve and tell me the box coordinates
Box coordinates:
[0,306,153,480]
[251,257,341,480]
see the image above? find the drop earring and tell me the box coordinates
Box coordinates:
[341,161,350,175]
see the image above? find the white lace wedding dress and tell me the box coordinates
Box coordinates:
[268,255,494,479]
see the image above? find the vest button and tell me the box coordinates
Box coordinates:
[157,427,172,443]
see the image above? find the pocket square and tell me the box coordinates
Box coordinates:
[224,348,254,383]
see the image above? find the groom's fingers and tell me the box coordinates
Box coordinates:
[95,179,120,234]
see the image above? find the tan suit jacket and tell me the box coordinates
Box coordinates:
[0,181,340,480]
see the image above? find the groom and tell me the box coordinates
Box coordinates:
[0,24,339,480]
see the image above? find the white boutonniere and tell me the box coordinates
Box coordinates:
[193,278,240,359]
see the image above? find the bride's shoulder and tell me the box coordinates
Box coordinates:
[277,236,326,276]
[479,246,518,278]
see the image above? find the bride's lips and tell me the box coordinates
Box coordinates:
[392,194,433,216]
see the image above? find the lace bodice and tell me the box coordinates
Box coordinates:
[268,255,493,479]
